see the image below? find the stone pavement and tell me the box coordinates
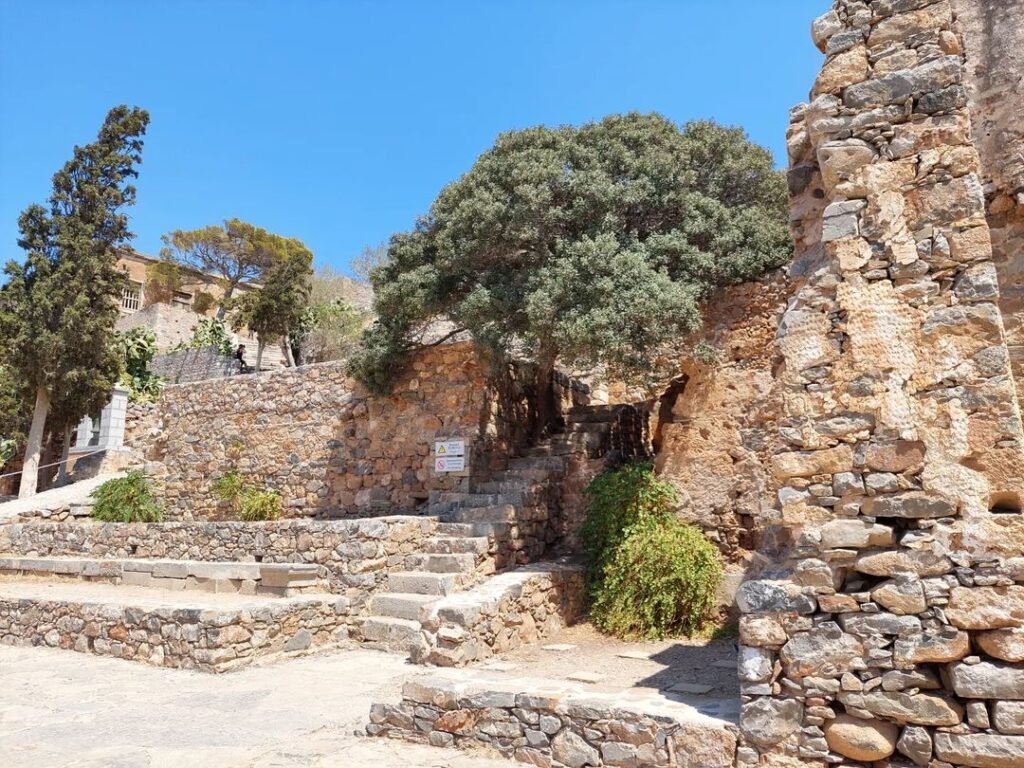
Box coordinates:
[0,645,510,768]
[0,472,124,522]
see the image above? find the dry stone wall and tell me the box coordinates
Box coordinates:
[130,342,510,519]
[738,2,1024,767]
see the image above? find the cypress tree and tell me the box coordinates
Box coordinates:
[1,105,149,497]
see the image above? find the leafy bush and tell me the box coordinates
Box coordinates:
[0,437,16,468]
[90,471,163,523]
[143,261,184,306]
[590,516,723,639]
[579,462,676,590]
[114,327,164,403]
[191,291,217,315]
[211,470,245,506]
[581,462,722,639]
[177,317,233,356]
[238,488,281,521]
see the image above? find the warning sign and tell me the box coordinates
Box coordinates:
[434,439,465,457]
[435,455,466,473]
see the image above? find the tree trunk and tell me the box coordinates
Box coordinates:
[18,385,49,499]
[532,356,556,442]
[256,339,266,371]
[281,336,296,367]
[216,283,236,320]
[55,426,73,486]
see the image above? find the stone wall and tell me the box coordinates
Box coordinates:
[655,272,789,563]
[738,3,1024,767]
[0,517,438,615]
[130,342,518,519]
[150,346,239,384]
[369,676,737,768]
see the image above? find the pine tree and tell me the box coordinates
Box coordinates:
[1,105,149,497]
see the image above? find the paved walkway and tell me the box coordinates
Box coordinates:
[0,472,124,522]
[0,645,510,768]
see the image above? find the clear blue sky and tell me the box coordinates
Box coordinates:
[0,1,827,276]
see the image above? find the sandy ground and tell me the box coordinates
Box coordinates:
[0,645,511,768]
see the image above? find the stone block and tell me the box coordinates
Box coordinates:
[945,661,1024,700]
[934,733,1024,768]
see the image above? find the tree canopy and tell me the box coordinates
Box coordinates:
[1,105,149,496]
[349,113,791,402]
[160,219,279,317]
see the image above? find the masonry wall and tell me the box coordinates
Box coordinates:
[130,342,512,520]
[150,346,239,384]
[737,3,1024,767]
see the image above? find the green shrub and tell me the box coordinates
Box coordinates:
[191,291,217,315]
[211,470,245,507]
[580,462,723,639]
[91,471,163,523]
[579,462,676,591]
[238,488,281,521]
[590,516,723,639]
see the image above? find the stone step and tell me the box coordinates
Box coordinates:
[506,456,568,472]
[360,616,426,655]
[422,536,489,555]
[566,406,622,423]
[434,522,479,537]
[0,555,327,596]
[443,504,518,524]
[370,592,437,621]
[472,479,541,494]
[436,492,532,508]
[387,571,458,596]
[488,468,555,483]
[405,553,477,573]
[0,579,348,672]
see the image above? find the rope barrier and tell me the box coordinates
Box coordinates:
[0,447,110,481]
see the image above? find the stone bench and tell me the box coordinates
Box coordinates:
[0,555,326,596]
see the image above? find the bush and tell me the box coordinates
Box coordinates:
[177,317,233,356]
[238,488,281,521]
[580,462,723,639]
[91,471,163,523]
[590,516,723,639]
[211,470,245,507]
[579,462,676,591]
[192,291,217,315]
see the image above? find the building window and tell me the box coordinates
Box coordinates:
[88,413,102,446]
[171,290,193,308]
[121,281,142,313]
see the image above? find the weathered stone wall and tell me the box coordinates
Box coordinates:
[369,676,737,768]
[150,346,239,384]
[0,517,440,614]
[131,342,514,519]
[952,0,1024,407]
[655,272,789,563]
[738,3,1024,767]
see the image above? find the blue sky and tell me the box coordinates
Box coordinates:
[0,1,828,276]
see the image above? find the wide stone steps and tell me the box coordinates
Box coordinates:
[404,552,477,573]
[421,536,489,555]
[506,456,568,472]
[441,504,518,524]
[369,592,437,621]
[360,616,425,654]
[0,579,348,672]
[387,571,459,596]
[0,555,326,596]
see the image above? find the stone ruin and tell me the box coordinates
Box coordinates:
[736,1,1024,767]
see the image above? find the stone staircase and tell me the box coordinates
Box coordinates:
[358,406,617,657]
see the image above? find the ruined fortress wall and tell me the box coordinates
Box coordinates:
[737,2,1024,767]
[953,0,1024,406]
[129,342,503,520]
[655,271,789,561]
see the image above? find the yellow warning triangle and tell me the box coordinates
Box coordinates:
[438,445,447,454]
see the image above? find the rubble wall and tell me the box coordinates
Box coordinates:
[737,2,1024,767]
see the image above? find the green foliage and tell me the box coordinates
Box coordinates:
[590,516,723,640]
[293,298,365,364]
[581,462,722,640]
[211,470,245,506]
[178,317,233,356]
[0,105,149,495]
[579,462,677,590]
[160,219,279,318]
[0,438,16,469]
[350,114,791,394]
[232,236,313,369]
[238,488,281,521]
[114,327,164,403]
[0,362,29,452]
[691,340,720,366]
[143,261,184,306]
[191,291,216,315]
[90,470,163,523]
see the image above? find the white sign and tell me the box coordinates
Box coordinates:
[434,439,465,457]
[435,455,466,473]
